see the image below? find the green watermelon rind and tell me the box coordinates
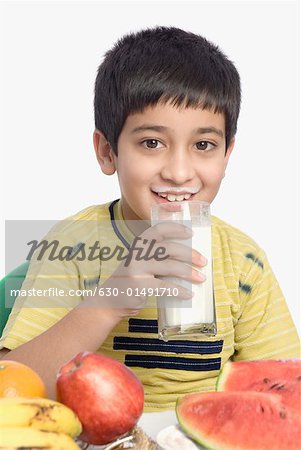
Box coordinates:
[215,360,232,391]
[176,391,301,450]
[176,396,216,450]
[177,360,301,450]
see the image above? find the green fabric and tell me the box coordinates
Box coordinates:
[0,262,29,336]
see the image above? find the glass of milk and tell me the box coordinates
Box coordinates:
[151,201,216,341]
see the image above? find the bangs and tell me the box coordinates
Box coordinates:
[95,27,241,153]
[160,92,225,115]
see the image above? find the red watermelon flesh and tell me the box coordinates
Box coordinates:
[217,360,301,411]
[177,391,301,450]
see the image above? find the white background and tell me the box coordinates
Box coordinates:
[0,1,300,334]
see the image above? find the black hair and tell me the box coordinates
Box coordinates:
[94,26,241,154]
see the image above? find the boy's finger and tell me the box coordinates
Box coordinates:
[153,259,206,282]
[156,241,207,267]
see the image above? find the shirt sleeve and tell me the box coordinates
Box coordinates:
[233,249,300,360]
[0,228,87,350]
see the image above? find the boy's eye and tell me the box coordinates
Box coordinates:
[195,141,215,151]
[142,139,163,149]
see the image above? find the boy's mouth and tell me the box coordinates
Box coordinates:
[151,189,197,203]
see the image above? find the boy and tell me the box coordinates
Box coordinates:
[0,27,299,411]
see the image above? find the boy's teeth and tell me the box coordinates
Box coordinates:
[167,194,176,201]
[157,192,192,201]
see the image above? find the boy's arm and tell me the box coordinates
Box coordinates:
[0,222,200,397]
[233,250,300,360]
[0,225,123,398]
[0,303,121,399]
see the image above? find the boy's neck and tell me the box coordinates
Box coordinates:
[117,198,150,237]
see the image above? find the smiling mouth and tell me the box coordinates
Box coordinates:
[151,191,196,202]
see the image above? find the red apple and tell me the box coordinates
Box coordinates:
[56,351,144,445]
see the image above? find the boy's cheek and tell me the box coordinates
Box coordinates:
[201,165,225,184]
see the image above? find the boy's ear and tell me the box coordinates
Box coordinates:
[93,130,117,175]
[223,137,235,176]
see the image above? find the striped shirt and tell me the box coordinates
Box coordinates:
[1,200,299,411]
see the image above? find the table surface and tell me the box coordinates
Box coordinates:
[86,410,189,449]
[138,410,177,440]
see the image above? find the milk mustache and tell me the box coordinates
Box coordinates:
[151,201,216,341]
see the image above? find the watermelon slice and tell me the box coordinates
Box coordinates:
[176,391,301,450]
[217,360,301,411]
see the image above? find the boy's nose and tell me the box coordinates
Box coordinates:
[160,150,195,184]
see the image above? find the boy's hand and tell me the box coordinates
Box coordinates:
[89,222,207,321]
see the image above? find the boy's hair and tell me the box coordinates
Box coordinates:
[94,26,241,154]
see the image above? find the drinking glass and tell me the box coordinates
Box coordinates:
[151,201,216,341]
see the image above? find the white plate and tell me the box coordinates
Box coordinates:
[156,425,205,450]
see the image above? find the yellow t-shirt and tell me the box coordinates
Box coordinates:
[1,200,299,411]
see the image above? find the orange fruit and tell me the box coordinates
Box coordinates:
[0,360,47,398]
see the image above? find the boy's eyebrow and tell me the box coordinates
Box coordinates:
[131,125,168,134]
[195,127,224,138]
[131,124,224,138]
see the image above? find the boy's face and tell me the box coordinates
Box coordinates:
[95,102,234,222]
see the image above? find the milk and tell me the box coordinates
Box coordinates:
[151,201,216,341]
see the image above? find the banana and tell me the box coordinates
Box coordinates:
[0,427,80,449]
[0,397,82,438]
